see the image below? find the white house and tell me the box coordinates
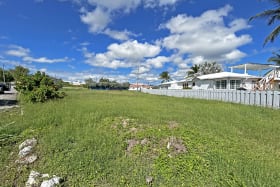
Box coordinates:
[160,79,188,90]
[160,63,280,91]
[129,83,151,91]
[193,72,260,90]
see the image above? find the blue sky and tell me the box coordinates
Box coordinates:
[0,0,279,84]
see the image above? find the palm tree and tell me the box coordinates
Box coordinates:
[159,71,171,83]
[198,62,223,75]
[249,0,280,45]
[268,51,280,65]
[187,64,200,77]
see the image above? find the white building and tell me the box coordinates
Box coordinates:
[160,63,280,91]
[193,72,260,90]
[129,83,151,91]
[160,80,187,90]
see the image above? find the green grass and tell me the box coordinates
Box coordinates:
[1,89,280,186]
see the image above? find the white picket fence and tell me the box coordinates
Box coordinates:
[141,89,280,109]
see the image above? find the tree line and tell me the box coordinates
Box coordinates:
[84,78,130,90]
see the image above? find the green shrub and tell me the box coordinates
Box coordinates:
[15,70,65,103]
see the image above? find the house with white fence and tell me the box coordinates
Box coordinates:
[193,72,260,90]
[161,63,280,91]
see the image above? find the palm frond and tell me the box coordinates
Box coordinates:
[249,10,279,21]
[264,25,280,45]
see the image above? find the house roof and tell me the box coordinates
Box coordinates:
[161,79,187,85]
[230,63,276,70]
[197,72,259,80]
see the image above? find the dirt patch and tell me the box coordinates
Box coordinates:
[168,121,179,129]
[166,136,187,156]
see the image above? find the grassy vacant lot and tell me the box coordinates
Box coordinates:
[1,89,280,186]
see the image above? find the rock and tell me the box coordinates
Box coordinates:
[16,154,38,164]
[146,176,153,185]
[26,171,62,187]
[26,170,41,187]
[41,176,62,187]
[17,138,38,164]
[19,138,37,150]
[19,146,33,158]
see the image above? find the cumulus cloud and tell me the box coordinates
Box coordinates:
[83,40,161,69]
[146,56,170,68]
[80,7,111,33]
[108,40,161,59]
[80,0,183,40]
[161,5,252,63]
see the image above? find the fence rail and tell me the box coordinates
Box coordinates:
[141,89,280,109]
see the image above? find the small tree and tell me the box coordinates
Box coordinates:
[13,67,65,103]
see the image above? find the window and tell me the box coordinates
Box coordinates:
[230,80,241,89]
[215,80,227,89]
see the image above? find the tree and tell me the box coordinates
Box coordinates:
[268,51,280,65]
[84,78,96,89]
[249,0,280,45]
[187,64,200,77]
[10,66,29,81]
[198,62,223,75]
[159,71,171,83]
[12,68,65,103]
[0,68,14,82]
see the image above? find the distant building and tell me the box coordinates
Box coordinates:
[69,81,85,86]
[129,83,151,91]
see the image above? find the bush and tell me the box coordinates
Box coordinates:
[15,71,66,103]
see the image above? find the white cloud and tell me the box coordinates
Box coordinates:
[80,42,90,46]
[4,45,69,64]
[108,40,161,59]
[23,56,70,63]
[80,0,183,40]
[80,7,111,33]
[146,56,170,68]
[144,0,181,8]
[162,5,252,63]
[83,40,161,69]
[103,29,133,41]
[5,45,30,57]
[88,0,141,13]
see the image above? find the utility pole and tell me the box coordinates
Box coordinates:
[2,64,5,84]
[136,61,140,91]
